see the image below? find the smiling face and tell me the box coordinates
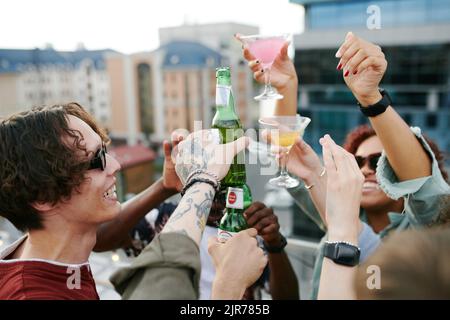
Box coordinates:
[356,135,396,211]
[56,115,122,227]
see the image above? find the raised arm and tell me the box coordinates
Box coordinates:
[318,135,364,300]
[337,32,431,181]
[161,129,250,245]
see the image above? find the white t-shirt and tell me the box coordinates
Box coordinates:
[198,225,218,300]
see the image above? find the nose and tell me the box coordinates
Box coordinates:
[360,161,375,177]
[106,153,121,174]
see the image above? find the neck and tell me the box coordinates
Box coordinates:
[365,199,404,234]
[17,221,97,264]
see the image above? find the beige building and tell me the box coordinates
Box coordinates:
[105,51,161,144]
[105,39,253,144]
[159,22,260,128]
[0,48,112,123]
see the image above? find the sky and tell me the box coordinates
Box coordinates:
[1,0,304,54]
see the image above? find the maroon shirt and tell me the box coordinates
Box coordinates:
[0,236,99,300]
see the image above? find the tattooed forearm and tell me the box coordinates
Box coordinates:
[161,184,215,245]
[195,189,214,231]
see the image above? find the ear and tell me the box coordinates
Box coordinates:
[31,201,57,213]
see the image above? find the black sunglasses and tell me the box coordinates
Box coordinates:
[355,152,382,171]
[88,143,107,171]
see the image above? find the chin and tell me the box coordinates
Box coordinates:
[98,202,121,223]
[361,191,395,211]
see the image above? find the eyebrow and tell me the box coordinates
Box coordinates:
[88,140,103,157]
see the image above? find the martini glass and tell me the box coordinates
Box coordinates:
[239,34,289,100]
[259,114,311,188]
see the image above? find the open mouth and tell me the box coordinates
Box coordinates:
[103,184,117,200]
[362,180,380,192]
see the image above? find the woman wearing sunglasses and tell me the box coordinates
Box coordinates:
[242,31,450,299]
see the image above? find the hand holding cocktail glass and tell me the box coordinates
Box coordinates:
[259,115,311,188]
[237,33,290,100]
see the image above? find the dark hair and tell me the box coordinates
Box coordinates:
[355,226,450,299]
[0,103,109,231]
[343,124,448,182]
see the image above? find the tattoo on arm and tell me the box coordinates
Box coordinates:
[194,189,214,231]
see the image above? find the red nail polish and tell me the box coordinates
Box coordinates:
[344,70,349,77]
[337,63,342,70]
[353,70,357,75]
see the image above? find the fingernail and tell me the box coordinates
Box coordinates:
[256,60,260,64]
[344,70,350,77]
[325,134,331,139]
[261,69,264,73]
[335,50,341,58]
[319,138,324,145]
[353,70,357,75]
[336,63,342,70]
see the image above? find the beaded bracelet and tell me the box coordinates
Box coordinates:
[185,169,220,187]
[180,177,220,197]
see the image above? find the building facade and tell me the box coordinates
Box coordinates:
[0,48,112,125]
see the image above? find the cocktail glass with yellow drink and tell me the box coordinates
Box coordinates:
[259,114,311,188]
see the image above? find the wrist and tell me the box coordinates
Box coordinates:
[264,233,283,248]
[328,224,359,244]
[159,178,178,197]
[277,78,298,96]
[304,166,326,187]
[355,90,383,108]
[212,274,246,300]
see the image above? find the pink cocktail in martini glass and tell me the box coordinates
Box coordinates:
[239,34,289,100]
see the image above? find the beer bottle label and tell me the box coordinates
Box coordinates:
[217,229,238,243]
[216,85,230,106]
[225,187,244,209]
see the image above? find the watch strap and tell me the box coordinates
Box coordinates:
[323,241,361,267]
[358,88,392,117]
[263,234,287,253]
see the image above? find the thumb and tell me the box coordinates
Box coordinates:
[244,228,258,238]
[163,140,171,158]
[346,31,354,40]
[280,41,290,60]
[207,236,221,255]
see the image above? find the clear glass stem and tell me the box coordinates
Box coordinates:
[264,67,272,93]
[279,150,289,178]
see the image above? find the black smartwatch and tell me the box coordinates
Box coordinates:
[323,241,361,267]
[263,234,287,253]
[358,88,392,117]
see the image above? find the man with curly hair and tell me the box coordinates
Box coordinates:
[0,103,264,300]
[0,103,121,299]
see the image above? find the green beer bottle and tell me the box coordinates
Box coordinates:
[212,67,252,242]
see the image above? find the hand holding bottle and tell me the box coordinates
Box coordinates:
[174,129,249,185]
[209,228,268,299]
[244,202,282,247]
